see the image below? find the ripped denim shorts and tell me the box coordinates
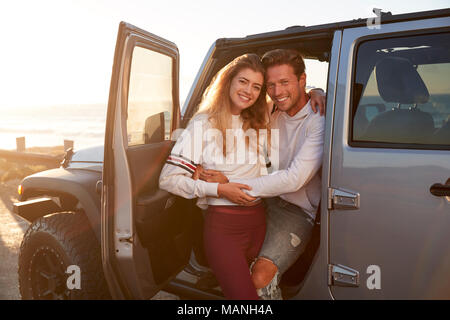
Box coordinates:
[258,197,315,275]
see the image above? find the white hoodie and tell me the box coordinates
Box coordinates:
[159,113,269,209]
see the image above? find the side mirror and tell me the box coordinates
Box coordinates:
[61,148,74,168]
[143,112,165,144]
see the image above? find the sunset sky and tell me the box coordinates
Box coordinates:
[0,0,448,110]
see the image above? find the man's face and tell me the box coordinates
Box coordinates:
[265,64,306,115]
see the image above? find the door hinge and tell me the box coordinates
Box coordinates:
[328,187,360,210]
[328,264,359,287]
[118,235,133,244]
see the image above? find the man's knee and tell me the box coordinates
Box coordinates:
[251,258,278,289]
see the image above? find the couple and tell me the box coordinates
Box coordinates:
[159,49,325,300]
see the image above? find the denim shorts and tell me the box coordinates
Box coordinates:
[258,197,315,274]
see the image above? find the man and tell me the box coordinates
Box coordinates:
[201,49,325,299]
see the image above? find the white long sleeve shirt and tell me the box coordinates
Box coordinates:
[232,100,325,219]
[159,113,269,209]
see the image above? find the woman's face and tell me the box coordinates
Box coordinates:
[229,68,264,115]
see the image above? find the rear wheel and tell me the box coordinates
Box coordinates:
[18,211,110,299]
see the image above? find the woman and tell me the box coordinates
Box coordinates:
[159,53,270,299]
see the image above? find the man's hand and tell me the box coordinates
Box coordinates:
[309,88,326,116]
[200,169,229,184]
[218,183,257,205]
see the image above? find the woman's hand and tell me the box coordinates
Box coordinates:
[200,169,229,184]
[193,166,229,184]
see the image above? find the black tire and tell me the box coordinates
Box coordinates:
[18,211,111,300]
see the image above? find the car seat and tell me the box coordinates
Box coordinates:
[432,118,450,145]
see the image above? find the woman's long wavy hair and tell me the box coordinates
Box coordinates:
[196,53,270,155]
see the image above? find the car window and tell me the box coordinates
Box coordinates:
[127,46,173,146]
[351,32,450,149]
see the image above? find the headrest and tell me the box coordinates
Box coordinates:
[376,57,429,104]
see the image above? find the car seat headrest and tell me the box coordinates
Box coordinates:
[376,57,429,104]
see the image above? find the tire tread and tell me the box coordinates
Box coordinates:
[18,211,110,299]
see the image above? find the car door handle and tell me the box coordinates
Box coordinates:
[429,182,450,197]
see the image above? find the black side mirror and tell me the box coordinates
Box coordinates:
[61,148,74,168]
[144,112,166,144]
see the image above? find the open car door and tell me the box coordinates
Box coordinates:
[101,22,194,299]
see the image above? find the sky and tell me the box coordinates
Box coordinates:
[0,0,448,109]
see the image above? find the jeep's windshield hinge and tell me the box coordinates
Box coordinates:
[328,187,360,210]
[118,235,133,244]
[328,264,359,287]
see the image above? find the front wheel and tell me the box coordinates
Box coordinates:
[18,211,110,300]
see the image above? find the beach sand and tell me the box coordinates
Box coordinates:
[0,178,27,299]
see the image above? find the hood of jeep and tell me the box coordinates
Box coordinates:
[67,145,104,170]
[71,145,104,162]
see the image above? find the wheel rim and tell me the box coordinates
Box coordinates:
[29,246,71,300]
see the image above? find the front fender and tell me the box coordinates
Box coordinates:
[18,167,102,242]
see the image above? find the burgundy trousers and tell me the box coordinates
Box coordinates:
[203,203,266,300]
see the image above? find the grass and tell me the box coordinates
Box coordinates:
[0,159,49,183]
[0,146,63,183]
[25,145,65,156]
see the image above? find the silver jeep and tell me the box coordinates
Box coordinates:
[14,8,450,299]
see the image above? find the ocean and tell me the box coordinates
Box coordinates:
[0,104,107,151]
[1,95,448,152]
